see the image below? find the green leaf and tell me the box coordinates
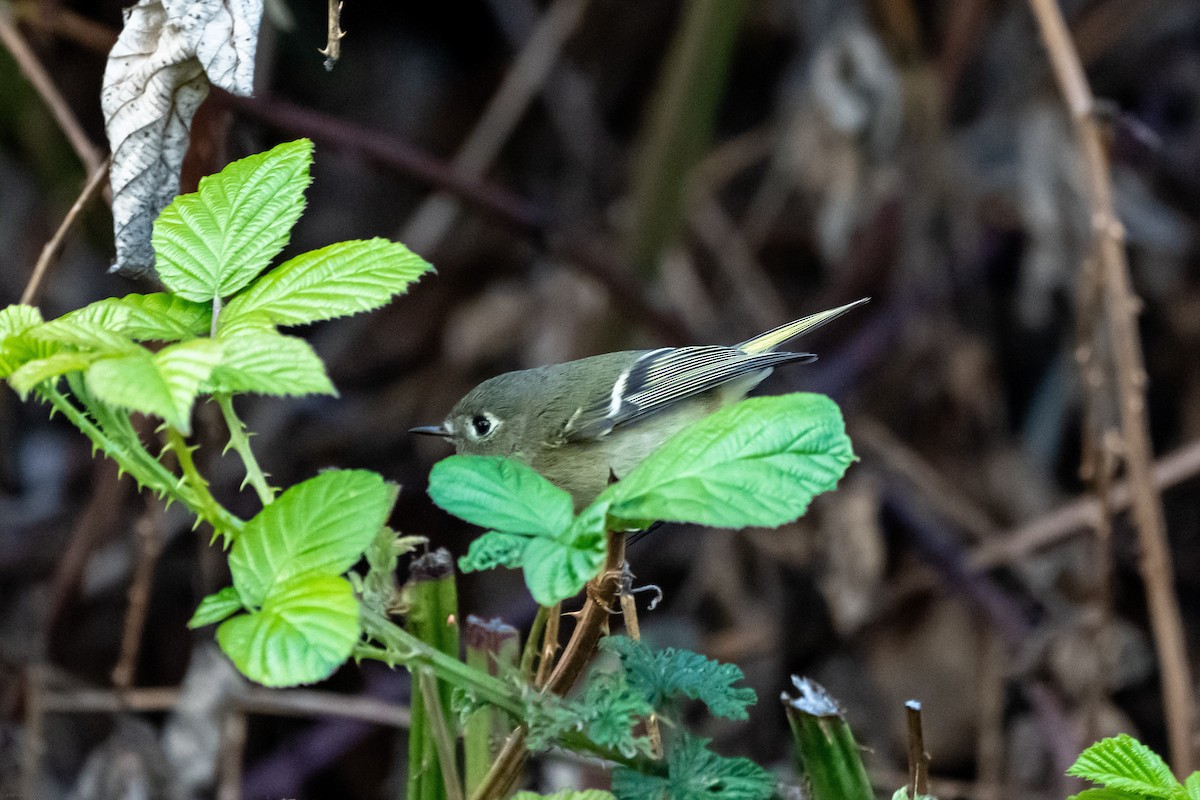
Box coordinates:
[153,139,313,303]
[605,393,855,529]
[84,339,222,433]
[513,791,617,800]
[891,789,938,800]
[428,455,574,537]
[602,636,756,720]
[229,469,398,607]
[1186,774,1200,800]
[1067,735,1185,798]
[28,315,141,355]
[458,531,529,572]
[205,330,335,396]
[216,573,359,687]
[9,351,105,396]
[0,305,42,341]
[522,522,606,606]
[613,734,775,800]
[1066,790,1153,800]
[189,586,244,628]
[101,293,213,340]
[222,238,432,327]
[579,671,654,758]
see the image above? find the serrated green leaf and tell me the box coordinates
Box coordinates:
[153,139,313,303]
[1066,790,1153,800]
[205,330,334,396]
[429,455,574,537]
[28,314,141,355]
[189,586,244,628]
[0,305,42,341]
[84,339,222,433]
[229,469,398,607]
[605,393,855,529]
[892,789,938,800]
[458,531,529,572]
[217,573,359,687]
[602,636,756,720]
[513,791,617,800]
[1186,774,1200,800]
[1068,735,1185,798]
[100,293,213,340]
[579,671,654,758]
[222,238,432,327]
[9,350,105,395]
[613,734,775,800]
[521,516,607,606]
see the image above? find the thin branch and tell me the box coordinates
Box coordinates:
[1026,0,1195,774]
[0,3,105,175]
[111,498,166,691]
[318,0,344,70]
[905,700,929,798]
[21,157,111,307]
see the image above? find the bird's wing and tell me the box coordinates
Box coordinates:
[736,298,869,354]
[562,346,815,441]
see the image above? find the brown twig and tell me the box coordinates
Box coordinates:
[619,575,662,759]
[318,0,345,70]
[216,708,248,800]
[21,155,112,306]
[1026,0,1195,774]
[0,3,104,175]
[970,438,1200,569]
[905,700,929,798]
[111,498,166,691]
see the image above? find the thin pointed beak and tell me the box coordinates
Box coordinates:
[410,425,450,438]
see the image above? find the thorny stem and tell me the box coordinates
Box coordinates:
[216,393,276,506]
[165,425,241,544]
[41,384,242,538]
[1026,0,1196,775]
[519,604,550,677]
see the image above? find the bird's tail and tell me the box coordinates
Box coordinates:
[736,297,870,354]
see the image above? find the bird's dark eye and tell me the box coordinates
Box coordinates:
[471,415,493,436]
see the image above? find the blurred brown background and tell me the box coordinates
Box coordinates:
[2,0,1200,798]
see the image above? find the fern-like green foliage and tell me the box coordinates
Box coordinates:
[612,734,775,800]
[1067,735,1197,800]
[600,636,756,720]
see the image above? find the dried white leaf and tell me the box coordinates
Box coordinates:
[102,0,262,279]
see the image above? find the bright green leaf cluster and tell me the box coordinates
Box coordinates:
[512,792,616,800]
[601,635,757,721]
[612,734,775,800]
[1067,735,1199,800]
[431,393,854,605]
[190,470,399,687]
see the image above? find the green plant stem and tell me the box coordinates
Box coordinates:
[215,392,275,506]
[465,617,519,796]
[165,425,241,543]
[42,384,242,537]
[520,604,550,678]
[417,668,465,800]
[355,613,654,772]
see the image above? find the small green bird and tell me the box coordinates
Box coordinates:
[412,298,867,509]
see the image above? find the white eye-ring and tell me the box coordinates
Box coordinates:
[468,412,501,440]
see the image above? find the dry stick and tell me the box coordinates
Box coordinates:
[111,499,166,691]
[534,603,562,688]
[619,584,662,759]
[21,157,111,306]
[971,438,1200,569]
[1026,0,1196,774]
[216,708,248,800]
[318,0,345,69]
[905,700,929,798]
[399,0,590,254]
[0,3,104,176]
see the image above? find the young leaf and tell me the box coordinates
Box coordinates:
[1185,774,1200,800]
[602,635,757,720]
[0,305,42,340]
[428,455,574,537]
[216,573,359,687]
[1066,790,1154,800]
[153,139,313,303]
[605,393,854,529]
[458,531,529,572]
[612,734,775,800]
[578,671,654,758]
[188,586,244,628]
[101,293,213,340]
[28,315,141,355]
[9,351,105,396]
[221,238,432,327]
[84,338,222,433]
[521,520,607,606]
[1067,735,1185,798]
[229,469,398,607]
[205,330,335,396]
